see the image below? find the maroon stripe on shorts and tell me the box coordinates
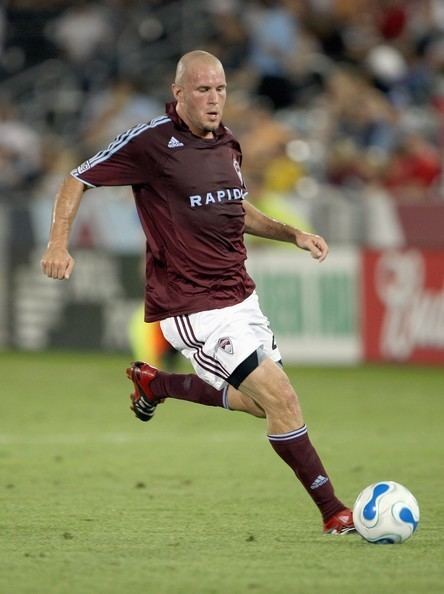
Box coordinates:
[174,316,228,380]
[182,315,230,376]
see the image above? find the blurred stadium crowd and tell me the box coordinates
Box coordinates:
[1,0,444,246]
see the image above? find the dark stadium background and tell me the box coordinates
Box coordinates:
[1,0,443,362]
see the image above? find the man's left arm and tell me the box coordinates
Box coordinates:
[243,200,329,262]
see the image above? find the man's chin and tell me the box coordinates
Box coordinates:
[203,123,220,133]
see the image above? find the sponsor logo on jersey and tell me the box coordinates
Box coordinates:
[168,136,184,148]
[189,188,246,207]
[217,337,234,354]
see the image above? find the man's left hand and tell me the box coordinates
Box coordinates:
[295,231,329,262]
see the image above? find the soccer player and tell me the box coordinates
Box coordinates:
[41,50,355,535]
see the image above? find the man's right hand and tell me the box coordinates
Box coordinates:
[40,245,75,280]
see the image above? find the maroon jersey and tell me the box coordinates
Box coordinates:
[71,102,255,321]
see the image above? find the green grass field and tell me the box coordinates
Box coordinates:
[1,351,443,594]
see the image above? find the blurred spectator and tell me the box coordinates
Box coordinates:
[0,99,42,194]
[3,0,61,74]
[244,0,299,109]
[383,132,442,200]
[303,5,348,63]
[224,94,294,179]
[204,0,249,73]
[376,0,408,41]
[323,66,397,187]
[47,1,115,90]
[49,1,113,66]
[79,77,162,153]
[366,44,408,95]
[327,66,396,149]
[32,138,78,201]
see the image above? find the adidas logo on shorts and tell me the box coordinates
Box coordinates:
[168,136,184,148]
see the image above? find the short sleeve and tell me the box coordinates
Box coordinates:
[71,122,157,188]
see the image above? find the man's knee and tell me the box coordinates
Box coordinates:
[267,382,299,414]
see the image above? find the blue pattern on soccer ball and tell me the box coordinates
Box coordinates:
[399,506,419,532]
[363,483,390,521]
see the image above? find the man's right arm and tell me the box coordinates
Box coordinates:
[40,175,88,280]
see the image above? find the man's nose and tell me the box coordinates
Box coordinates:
[208,88,218,103]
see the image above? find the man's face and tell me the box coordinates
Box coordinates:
[173,61,227,139]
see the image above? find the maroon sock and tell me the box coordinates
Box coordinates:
[151,372,226,408]
[268,424,345,521]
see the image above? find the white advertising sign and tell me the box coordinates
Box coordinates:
[246,248,361,363]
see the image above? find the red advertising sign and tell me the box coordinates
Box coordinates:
[362,249,444,364]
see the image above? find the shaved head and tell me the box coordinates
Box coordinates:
[175,51,224,86]
[172,51,227,139]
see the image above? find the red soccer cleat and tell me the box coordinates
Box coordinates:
[323,508,356,535]
[126,361,161,422]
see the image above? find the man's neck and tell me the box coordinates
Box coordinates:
[175,105,214,139]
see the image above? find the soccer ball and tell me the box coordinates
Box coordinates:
[353,481,420,544]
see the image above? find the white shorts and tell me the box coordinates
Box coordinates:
[160,291,282,390]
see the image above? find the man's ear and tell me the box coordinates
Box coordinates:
[172,83,182,102]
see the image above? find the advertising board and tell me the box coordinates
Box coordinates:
[362,249,444,364]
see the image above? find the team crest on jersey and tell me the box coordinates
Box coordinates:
[233,157,243,184]
[217,337,234,354]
